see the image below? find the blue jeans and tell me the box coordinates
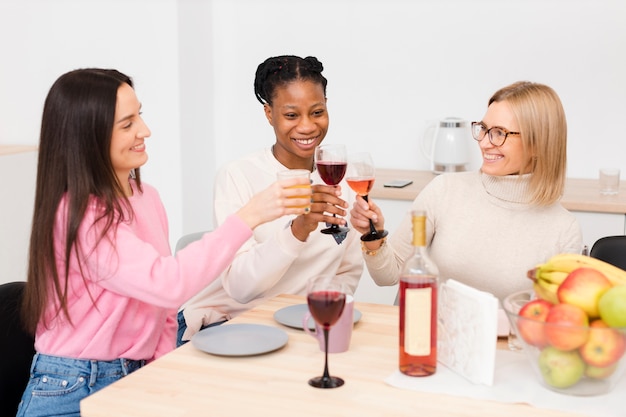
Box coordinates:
[16,353,145,417]
[176,310,226,347]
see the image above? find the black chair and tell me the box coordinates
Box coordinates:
[0,281,35,417]
[589,235,626,270]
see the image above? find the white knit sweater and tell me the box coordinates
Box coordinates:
[181,148,363,340]
[365,171,582,301]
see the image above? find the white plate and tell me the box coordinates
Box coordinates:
[191,323,288,357]
[273,303,362,330]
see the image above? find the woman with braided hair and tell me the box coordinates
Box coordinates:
[177,55,363,345]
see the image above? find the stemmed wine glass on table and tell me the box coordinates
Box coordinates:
[306,275,346,389]
[346,152,388,241]
[314,144,349,235]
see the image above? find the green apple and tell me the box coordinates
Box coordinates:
[538,346,585,388]
[598,285,626,328]
[586,363,618,379]
[557,267,612,318]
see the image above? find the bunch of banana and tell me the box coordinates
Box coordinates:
[527,253,626,304]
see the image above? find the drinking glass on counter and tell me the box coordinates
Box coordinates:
[599,168,620,195]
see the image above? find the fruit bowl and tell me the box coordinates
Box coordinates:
[503,290,626,396]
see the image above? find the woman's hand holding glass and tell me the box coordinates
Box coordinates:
[290,184,349,242]
[346,152,388,241]
[349,196,387,245]
[236,177,312,230]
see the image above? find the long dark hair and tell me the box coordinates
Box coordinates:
[22,68,143,333]
[254,55,327,106]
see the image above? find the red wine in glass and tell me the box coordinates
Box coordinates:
[314,144,349,235]
[307,290,346,328]
[306,277,346,389]
[317,162,347,186]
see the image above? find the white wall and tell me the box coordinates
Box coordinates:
[208,0,626,181]
[0,0,184,248]
[2,0,626,252]
[178,0,216,234]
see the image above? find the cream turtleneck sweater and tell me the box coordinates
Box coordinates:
[365,171,582,301]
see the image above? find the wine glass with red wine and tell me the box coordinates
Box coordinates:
[306,275,346,389]
[346,152,388,242]
[314,144,349,235]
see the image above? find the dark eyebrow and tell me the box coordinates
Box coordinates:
[115,103,142,125]
[116,114,134,125]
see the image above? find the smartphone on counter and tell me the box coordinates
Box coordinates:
[383,179,413,188]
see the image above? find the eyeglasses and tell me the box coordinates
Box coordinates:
[471,122,520,147]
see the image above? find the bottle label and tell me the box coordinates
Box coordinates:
[404,286,432,356]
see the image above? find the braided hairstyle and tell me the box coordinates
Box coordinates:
[254,55,327,106]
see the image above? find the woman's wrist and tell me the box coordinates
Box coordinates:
[361,236,386,256]
[290,216,312,242]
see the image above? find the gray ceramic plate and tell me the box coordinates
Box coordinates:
[273,303,362,330]
[191,323,288,356]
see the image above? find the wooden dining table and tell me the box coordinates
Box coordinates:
[80,294,581,417]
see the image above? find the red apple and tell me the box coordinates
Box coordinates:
[579,319,626,367]
[557,267,612,318]
[545,303,589,351]
[517,299,553,347]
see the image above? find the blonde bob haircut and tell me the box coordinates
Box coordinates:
[488,81,567,206]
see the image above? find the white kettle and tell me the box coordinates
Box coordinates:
[421,117,471,174]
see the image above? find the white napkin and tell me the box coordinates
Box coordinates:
[386,350,623,417]
[437,279,499,386]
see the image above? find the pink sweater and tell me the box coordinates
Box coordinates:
[35,182,252,361]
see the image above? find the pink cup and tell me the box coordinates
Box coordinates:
[303,295,354,353]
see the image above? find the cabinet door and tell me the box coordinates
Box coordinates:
[572,211,626,251]
[353,199,410,305]
[0,150,37,284]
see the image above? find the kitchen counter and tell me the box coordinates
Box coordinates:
[371,169,626,214]
[0,144,38,155]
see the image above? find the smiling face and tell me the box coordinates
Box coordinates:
[478,100,532,176]
[264,80,328,169]
[110,83,151,194]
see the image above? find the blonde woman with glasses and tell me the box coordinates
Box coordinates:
[350,81,582,301]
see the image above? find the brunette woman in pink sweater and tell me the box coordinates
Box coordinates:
[16,68,311,417]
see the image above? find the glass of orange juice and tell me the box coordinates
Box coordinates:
[277,169,311,211]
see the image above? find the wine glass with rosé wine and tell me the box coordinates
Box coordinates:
[306,275,346,388]
[346,152,388,242]
[314,144,349,235]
